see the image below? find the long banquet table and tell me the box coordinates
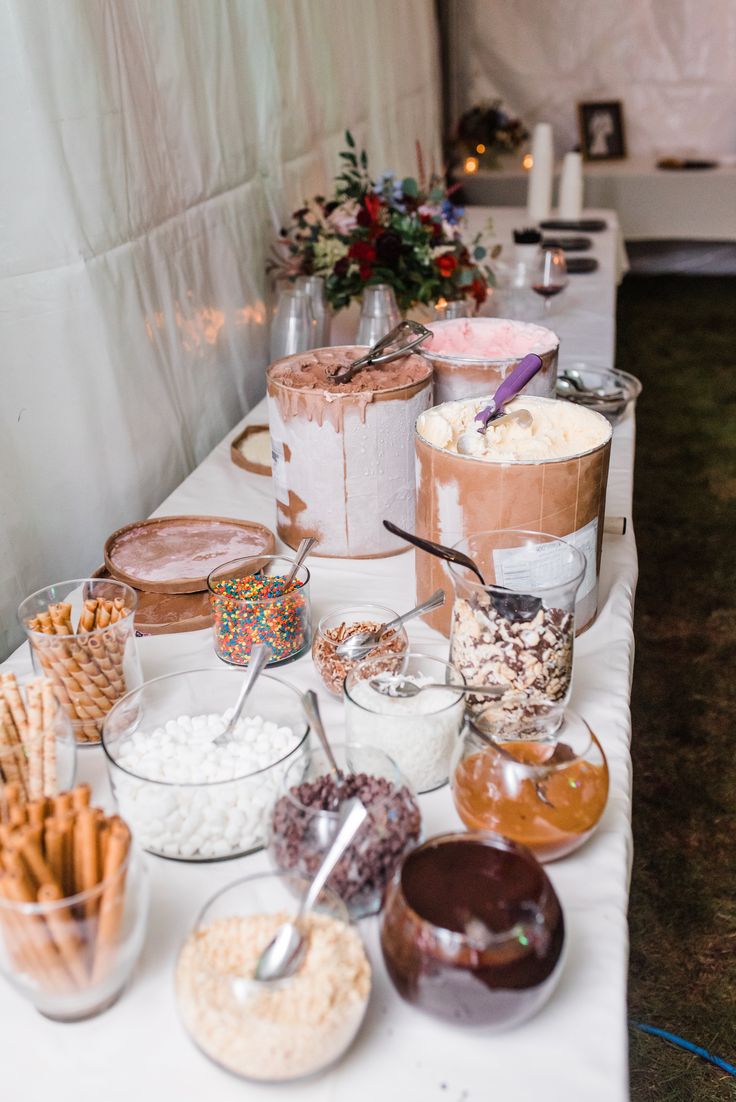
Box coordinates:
[1,209,637,1102]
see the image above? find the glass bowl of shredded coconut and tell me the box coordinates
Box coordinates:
[175,871,371,1081]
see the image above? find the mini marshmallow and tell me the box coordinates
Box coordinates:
[109,711,301,861]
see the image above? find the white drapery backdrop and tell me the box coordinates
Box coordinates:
[444,0,736,156]
[0,0,441,657]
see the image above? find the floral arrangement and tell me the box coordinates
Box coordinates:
[454,101,528,168]
[269,133,497,313]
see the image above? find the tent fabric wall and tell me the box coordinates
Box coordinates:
[0,0,441,658]
[445,0,736,157]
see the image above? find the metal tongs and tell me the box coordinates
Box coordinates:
[327,320,432,386]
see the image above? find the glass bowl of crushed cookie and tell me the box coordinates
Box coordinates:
[268,743,421,918]
[380,832,565,1029]
[175,871,371,1082]
[311,604,408,696]
[451,710,609,861]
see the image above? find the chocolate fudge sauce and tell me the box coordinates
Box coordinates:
[380,834,564,1028]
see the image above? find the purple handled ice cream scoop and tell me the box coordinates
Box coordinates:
[473,353,543,432]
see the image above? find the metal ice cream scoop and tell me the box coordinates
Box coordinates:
[455,353,543,455]
[327,320,432,385]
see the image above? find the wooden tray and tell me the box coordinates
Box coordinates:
[104,515,275,594]
[92,566,213,635]
[231,424,271,476]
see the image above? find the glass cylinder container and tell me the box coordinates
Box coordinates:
[268,743,421,918]
[311,603,408,697]
[0,844,149,1021]
[380,832,565,1029]
[18,579,142,746]
[270,286,316,360]
[295,274,331,346]
[208,554,311,667]
[102,668,309,861]
[355,283,401,345]
[0,690,76,816]
[448,530,586,739]
[175,872,370,1082]
[434,298,471,321]
[344,652,465,793]
[451,710,609,861]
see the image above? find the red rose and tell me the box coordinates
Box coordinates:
[359,264,374,280]
[471,277,487,304]
[348,240,376,263]
[436,253,458,278]
[364,193,381,222]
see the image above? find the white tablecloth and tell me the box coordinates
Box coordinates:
[461,158,736,241]
[1,209,637,1102]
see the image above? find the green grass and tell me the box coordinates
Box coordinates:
[617,276,736,1101]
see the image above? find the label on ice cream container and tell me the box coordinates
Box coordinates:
[492,519,598,603]
[271,440,289,505]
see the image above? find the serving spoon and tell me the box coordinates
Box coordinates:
[283,536,317,588]
[212,643,271,745]
[382,520,542,623]
[302,690,343,781]
[253,797,368,982]
[368,676,504,699]
[334,588,446,661]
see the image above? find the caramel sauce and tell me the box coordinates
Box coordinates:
[453,742,609,861]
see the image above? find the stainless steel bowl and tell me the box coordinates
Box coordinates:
[556,365,642,423]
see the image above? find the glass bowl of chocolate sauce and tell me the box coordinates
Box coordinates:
[380,832,565,1029]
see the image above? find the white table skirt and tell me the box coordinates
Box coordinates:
[0,209,637,1102]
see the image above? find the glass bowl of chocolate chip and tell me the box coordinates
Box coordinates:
[267,742,421,918]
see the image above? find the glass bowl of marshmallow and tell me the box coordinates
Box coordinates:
[101,668,308,861]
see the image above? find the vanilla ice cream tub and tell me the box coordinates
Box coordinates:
[421,317,559,404]
[415,395,612,633]
[267,347,433,557]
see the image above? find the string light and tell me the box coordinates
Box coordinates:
[476,143,486,154]
[464,156,479,174]
[522,153,534,170]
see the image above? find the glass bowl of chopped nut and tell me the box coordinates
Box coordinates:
[175,871,371,1082]
[311,604,408,696]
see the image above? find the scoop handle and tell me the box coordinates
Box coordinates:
[475,353,543,428]
[493,352,543,408]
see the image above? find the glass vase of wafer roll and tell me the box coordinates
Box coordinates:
[18,580,142,746]
[0,783,149,1020]
[0,673,76,817]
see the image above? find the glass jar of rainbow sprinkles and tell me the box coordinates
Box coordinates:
[207,554,312,667]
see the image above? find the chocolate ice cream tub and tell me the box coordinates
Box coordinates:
[267,346,433,558]
[415,395,612,634]
[422,318,559,404]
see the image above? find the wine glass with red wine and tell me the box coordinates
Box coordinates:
[532,247,568,314]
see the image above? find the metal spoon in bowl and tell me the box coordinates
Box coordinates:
[253,796,368,983]
[368,677,504,700]
[383,520,486,584]
[302,690,343,782]
[283,536,317,589]
[382,520,542,623]
[212,643,271,746]
[334,588,446,661]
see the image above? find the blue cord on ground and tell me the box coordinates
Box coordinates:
[630,1021,736,1077]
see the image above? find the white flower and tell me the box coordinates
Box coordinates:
[326,201,359,236]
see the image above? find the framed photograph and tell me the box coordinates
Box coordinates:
[577,101,626,161]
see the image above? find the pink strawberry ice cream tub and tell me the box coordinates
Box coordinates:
[422,317,559,404]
